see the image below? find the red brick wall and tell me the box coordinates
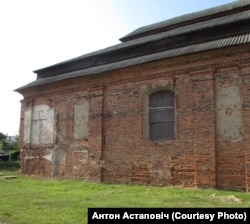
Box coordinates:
[19,44,250,191]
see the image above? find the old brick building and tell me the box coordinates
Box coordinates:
[16,1,250,191]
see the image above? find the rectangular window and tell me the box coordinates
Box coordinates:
[149,91,175,140]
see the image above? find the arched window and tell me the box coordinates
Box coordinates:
[149,90,175,140]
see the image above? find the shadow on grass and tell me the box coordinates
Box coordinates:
[0,161,20,171]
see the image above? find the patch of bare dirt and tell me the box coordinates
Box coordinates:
[210,193,242,203]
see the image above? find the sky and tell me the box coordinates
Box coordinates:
[0,0,235,136]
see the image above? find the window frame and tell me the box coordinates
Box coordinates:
[144,88,176,141]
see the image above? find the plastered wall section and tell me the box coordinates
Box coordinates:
[20,103,55,176]
[24,104,55,145]
[215,67,246,190]
[215,68,243,141]
[20,99,91,178]
[74,102,89,140]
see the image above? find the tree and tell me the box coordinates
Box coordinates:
[0,133,20,160]
[0,132,7,142]
[0,132,8,151]
[8,137,19,151]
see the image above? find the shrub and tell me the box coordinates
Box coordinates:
[9,150,20,161]
[0,161,20,170]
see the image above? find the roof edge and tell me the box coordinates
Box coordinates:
[15,34,250,93]
[120,0,248,42]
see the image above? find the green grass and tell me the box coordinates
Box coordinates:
[0,166,250,224]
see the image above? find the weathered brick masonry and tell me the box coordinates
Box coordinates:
[16,1,250,191]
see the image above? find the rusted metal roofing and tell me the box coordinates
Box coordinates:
[16,0,250,91]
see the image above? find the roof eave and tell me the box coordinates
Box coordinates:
[15,34,250,93]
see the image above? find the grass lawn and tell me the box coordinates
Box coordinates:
[0,163,250,224]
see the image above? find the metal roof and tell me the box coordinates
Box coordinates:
[120,0,250,42]
[16,0,250,92]
[16,33,250,91]
[35,9,250,71]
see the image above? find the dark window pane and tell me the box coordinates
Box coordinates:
[166,121,175,139]
[149,90,175,140]
[150,110,165,123]
[150,123,168,139]
[149,109,174,123]
[166,110,174,121]
[150,122,175,140]
[149,91,174,107]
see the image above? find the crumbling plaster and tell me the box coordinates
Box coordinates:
[215,67,243,141]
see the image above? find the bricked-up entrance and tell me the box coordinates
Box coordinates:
[16,1,250,191]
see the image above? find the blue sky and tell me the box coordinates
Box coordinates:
[0,0,235,135]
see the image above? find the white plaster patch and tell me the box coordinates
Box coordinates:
[216,73,243,141]
[23,155,39,163]
[24,109,32,144]
[23,152,52,163]
[43,152,52,162]
[31,105,55,145]
[24,104,55,145]
[74,102,89,139]
[51,149,66,176]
